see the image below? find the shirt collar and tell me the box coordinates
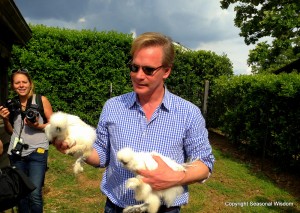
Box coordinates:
[127,86,171,112]
[161,87,171,112]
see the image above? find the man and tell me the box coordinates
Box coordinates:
[54,32,214,213]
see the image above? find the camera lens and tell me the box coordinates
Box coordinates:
[26,108,39,123]
[26,111,36,123]
[27,110,35,118]
[5,99,20,113]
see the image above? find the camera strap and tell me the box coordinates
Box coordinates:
[17,95,33,141]
[17,119,25,141]
[25,96,34,111]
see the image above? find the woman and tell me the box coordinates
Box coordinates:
[0,68,53,213]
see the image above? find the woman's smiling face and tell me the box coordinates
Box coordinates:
[12,73,32,97]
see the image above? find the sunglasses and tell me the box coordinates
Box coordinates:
[128,63,164,76]
[12,69,28,74]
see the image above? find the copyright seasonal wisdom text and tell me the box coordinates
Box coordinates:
[225,201,294,208]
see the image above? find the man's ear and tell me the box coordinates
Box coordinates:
[163,67,171,80]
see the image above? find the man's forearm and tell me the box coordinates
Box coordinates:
[177,160,210,186]
[85,148,100,167]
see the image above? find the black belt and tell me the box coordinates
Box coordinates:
[158,205,180,212]
[106,198,180,213]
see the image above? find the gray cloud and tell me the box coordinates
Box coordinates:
[15,0,88,21]
[14,0,251,74]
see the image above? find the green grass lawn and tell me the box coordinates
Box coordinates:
[43,145,300,213]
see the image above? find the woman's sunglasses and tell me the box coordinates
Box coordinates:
[12,69,28,74]
[128,63,164,76]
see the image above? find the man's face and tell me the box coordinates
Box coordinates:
[130,46,171,98]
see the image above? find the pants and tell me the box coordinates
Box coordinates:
[9,150,48,213]
[104,198,181,213]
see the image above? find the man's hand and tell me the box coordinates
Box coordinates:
[138,155,185,191]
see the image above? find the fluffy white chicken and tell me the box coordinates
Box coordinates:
[45,111,96,174]
[117,147,186,213]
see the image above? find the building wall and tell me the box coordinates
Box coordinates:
[0,0,32,167]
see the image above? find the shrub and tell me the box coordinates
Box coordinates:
[208,73,300,171]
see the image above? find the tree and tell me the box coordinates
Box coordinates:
[221,0,300,73]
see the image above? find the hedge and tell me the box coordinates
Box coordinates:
[10,24,233,126]
[207,73,300,171]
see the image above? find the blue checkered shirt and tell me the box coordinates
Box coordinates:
[93,88,215,208]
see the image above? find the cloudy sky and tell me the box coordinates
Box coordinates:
[14,0,255,75]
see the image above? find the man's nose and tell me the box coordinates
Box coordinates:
[135,67,146,78]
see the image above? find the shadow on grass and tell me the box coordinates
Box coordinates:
[210,132,300,212]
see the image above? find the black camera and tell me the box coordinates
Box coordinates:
[25,104,39,123]
[11,141,29,157]
[5,98,20,113]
